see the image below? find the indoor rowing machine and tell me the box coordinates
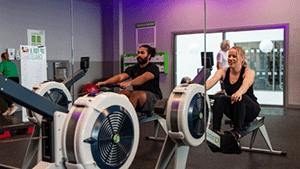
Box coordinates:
[0,59,140,169]
[155,84,286,169]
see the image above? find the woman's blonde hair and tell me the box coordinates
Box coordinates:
[230,46,247,67]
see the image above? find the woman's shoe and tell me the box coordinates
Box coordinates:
[224,130,241,141]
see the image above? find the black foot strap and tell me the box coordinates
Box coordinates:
[207,134,241,154]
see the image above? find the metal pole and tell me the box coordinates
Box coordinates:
[204,2,207,104]
[203,0,207,169]
[70,0,75,102]
[119,0,123,74]
[272,42,275,90]
[279,46,283,90]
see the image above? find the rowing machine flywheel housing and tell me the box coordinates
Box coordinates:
[165,84,211,147]
[56,92,140,169]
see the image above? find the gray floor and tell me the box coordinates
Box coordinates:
[0,107,299,169]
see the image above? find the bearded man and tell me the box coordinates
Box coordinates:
[96,45,162,112]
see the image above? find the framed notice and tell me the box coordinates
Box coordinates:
[20,45,47,122]
[136,22,156,51]
[27,29,45,46]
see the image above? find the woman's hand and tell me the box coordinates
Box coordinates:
[231,92,242,104]
[119,81,131,89]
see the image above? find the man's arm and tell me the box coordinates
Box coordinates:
[96,73,130,87]
[119,72,154,89]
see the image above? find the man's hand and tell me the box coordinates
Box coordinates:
[95,81,106,88]
[119,81,132,89]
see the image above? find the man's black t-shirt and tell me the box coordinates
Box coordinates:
[125,63,162,99]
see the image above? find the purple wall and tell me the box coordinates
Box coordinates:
[121,0,300,107]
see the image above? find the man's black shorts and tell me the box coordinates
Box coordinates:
[141,91,160,112]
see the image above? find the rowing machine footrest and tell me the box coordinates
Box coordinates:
[207,134,241,154]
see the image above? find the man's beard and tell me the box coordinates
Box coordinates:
[137,57,148,65]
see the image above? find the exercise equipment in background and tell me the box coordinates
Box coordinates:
[82,83,98,95]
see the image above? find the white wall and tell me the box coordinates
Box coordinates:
[0,0,102,62]
[122,0,300,108]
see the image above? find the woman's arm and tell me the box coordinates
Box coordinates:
[231,68,255,103]
[205,68,225,90]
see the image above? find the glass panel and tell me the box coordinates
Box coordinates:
[175,33,223,94]
[226,29,284,105]
[234,41,284,91]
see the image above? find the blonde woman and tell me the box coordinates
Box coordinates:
[206,46,260,140]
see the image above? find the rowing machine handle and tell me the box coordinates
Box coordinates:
[99,84,121,88]
[208,94,231,100]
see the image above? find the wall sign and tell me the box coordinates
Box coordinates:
[20,45,47,121]
[27,29,45,46]
[136,22,156,51]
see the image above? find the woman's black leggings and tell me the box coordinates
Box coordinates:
[3,77,19,108]
[212,94,261,133]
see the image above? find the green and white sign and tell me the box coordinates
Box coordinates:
[136,21,156,28]
[27,29,45,46]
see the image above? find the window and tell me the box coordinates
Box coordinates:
[175,26,286,106]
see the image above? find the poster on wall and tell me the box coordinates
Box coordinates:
[7,48,15,60]
[136,22,156,51]
[20,45,47,122]
[27,29,45,46]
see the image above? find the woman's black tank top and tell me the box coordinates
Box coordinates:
[224,67,258,103]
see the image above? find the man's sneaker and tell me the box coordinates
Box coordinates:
[8,106,18,115]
